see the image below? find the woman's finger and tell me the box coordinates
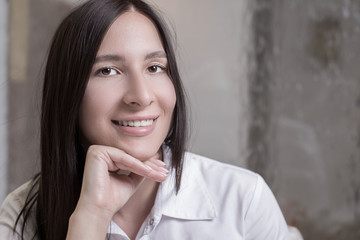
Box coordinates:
[89,145,168,182]
[144,160,169,176]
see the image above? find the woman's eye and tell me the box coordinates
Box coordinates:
[97,67,118,76]
[148,65,164,73]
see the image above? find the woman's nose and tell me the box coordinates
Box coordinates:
[122,73,154,108]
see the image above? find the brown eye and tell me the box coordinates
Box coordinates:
[101,68,112,75]
[97,67,117,76]
[148,65,158,73]
[148,65,166,73]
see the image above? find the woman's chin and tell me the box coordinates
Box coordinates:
[129,153,158,163]
[122,146,162,162]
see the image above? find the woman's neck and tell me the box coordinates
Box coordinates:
[112,178,160,239]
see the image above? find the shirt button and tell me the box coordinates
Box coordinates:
[149,218,155,226]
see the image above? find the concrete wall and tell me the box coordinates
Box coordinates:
[0,0,8,202]
[7,0,72,192]
[253,0,360,239]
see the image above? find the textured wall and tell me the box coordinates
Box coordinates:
[0,0,9,202]
[7,0,72,192]
[251,0,360,239]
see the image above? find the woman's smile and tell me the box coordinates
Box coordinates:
[114,119,154,127]
[111,117,158,137]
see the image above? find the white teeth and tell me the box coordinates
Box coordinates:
[118,119,154,127]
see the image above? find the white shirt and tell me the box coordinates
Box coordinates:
[107,147,289,239]
[0,147,289,239]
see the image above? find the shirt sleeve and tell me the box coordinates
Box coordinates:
[244,174,289,240]
[0,181,36,240]
[0,191,23,240]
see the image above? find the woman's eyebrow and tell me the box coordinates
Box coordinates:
[144,51,167,60]
[94,54,124,63]
[94,51,167,63]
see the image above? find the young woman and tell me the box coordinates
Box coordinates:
[0,0,289,239]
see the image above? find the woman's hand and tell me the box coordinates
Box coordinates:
[66,145,168,240]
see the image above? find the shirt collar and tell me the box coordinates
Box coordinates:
[152,145,217,220]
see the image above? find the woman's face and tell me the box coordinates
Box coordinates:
[79,11,176,161]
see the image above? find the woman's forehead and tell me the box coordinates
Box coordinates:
[97,11,164,57]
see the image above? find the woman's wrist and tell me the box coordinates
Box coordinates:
[66,202,113,240]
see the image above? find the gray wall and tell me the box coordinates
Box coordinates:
[2,0,360,239]
[0,0,8,202]
[7,0,73,192]
[268,1,360,239]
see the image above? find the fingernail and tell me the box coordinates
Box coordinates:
[160,167,169,174]
[156,160,166,166]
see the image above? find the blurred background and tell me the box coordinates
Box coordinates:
[1,0,360,239]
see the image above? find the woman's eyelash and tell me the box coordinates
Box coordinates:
[148,64,167,73]
[95,67,119,76]
[94,64,167,76]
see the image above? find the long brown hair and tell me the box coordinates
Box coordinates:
[16,1,187,239]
